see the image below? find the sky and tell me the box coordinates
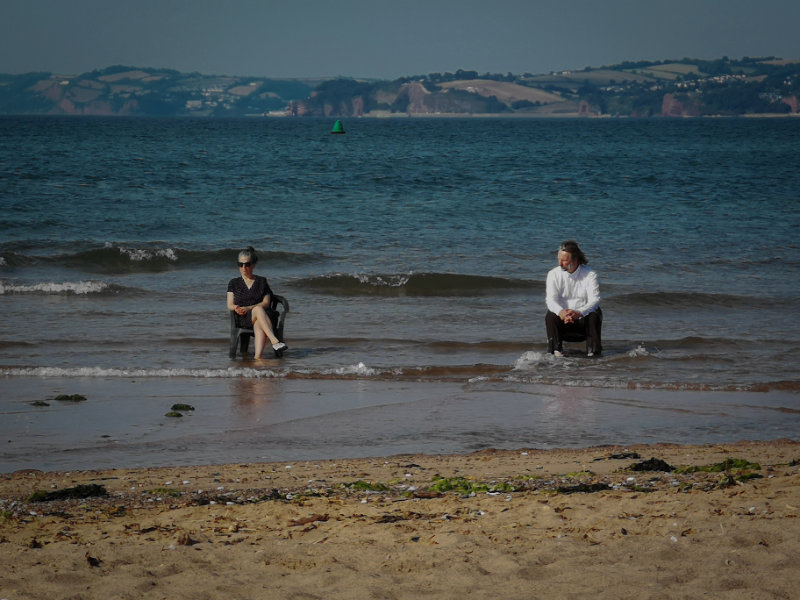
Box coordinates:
[2,0,799,80]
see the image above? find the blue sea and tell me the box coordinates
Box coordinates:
[1,116,799,471]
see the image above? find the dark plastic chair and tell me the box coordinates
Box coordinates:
[547,308,603,355]
[229,295,289,358]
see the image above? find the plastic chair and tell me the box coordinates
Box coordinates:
[547,308,603,355]
[229,295,289,358]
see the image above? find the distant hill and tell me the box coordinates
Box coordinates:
[0,66,318,117]
[293,58,800,118]
[1,57,798,118]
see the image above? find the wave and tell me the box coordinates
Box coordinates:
[1,366,282,379]
[607,291,779,310]
[296,272,540,297]
[0,244,325,273]
[4,362,797,393]
[0,280,134,296]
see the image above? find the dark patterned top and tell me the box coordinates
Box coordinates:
[227,275,272,327]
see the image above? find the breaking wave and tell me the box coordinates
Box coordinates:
[0,244,324,273]
[0,280,130,296]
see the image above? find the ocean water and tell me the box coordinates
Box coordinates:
[1,116,799,470]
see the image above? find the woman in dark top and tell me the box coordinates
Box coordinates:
[226,246,287,358]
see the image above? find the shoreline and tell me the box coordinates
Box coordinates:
[2,439,798,598]
[3,377,799,473]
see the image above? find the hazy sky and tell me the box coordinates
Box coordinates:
[2,0,799,79]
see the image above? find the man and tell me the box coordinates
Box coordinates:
[545,240,602,357]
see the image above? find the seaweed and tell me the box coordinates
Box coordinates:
[676,458,761,474]
[170,403,195,412]
[629,458,675,472]
[148,487,182,498]
[607,452,641,460]
[563,470,595,478]
[164,411,183,418]
[28,484,107,503]
[54,394,87,402]
[427,476,517,495]
[556,482,612,495]
[343,480,390,492]
[30,400,50,407]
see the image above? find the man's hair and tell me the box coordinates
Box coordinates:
[559,240,588,265]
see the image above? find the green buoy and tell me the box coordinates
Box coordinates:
[331,120,345,134]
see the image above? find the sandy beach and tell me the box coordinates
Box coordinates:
[1,439,798,599]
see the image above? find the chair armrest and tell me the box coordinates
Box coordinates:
[272,294,289,313]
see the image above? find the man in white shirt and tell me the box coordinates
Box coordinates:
[545,240,603,357]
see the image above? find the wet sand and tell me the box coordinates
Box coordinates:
[1,439,798,599]
[3,376,799,472]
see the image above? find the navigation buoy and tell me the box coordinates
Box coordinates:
[331,120,345,134]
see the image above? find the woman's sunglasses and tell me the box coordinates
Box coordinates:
[237,261,252,268]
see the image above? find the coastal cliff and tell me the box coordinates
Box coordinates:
[1,57,798,118]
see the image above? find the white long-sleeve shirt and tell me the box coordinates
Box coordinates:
[545,264,601,316]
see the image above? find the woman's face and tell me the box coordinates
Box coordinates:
[237,255,254,276]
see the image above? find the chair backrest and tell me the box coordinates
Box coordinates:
[270,294,289,340]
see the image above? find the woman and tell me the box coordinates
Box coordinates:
[226,246,287,358]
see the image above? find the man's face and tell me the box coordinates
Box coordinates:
[558,250,578,273]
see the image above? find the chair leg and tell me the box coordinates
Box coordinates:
[229,331,239,358]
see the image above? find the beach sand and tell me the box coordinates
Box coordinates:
[1,439,798,599]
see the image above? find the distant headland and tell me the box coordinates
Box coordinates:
[1,56,798,118]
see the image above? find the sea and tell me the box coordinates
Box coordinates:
[1,115,799,471]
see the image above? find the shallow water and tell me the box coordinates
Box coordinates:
[2,377,798,472]
[1,116,799,470]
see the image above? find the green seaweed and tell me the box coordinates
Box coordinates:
[676,458,761,474]
[149,487,182,498]
[344,480,390,492]
[626,484,656,493]
[427,476,517,495]
[170,403,195,412]
[164,411,183,418]
[30,400,50,407]
[28,484,107,503]
[54,394,87,402]
[563,470,595,479]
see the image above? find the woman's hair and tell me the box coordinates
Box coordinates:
[238,246,258,265]
[559,240,588,265]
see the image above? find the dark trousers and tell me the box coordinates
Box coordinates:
[545,308,603,354]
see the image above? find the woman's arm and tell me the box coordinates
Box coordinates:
[228,291,270,315]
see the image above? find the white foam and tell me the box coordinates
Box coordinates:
[0,281,110,295]
[627,344,651,357]
[0,366,281,378]
[107,242,178,262]
[331,362,379,376]
[512,350,550,370]
[356,273,411,287]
